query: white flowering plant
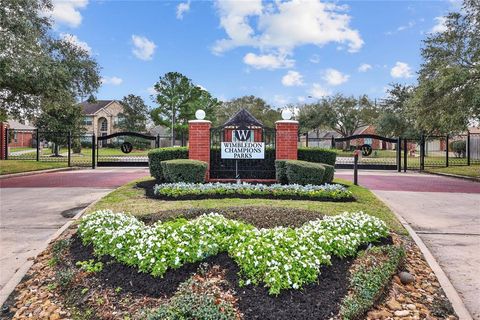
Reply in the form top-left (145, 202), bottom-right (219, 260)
top-left (153, 182), bottom-right (353, 201)
top-left (79, 210), bottom-right (388, 295)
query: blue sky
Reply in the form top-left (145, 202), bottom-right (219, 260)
top-left (49, 0), bottom-right (457, 109)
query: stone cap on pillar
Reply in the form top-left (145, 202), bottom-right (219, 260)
top-left (275, 120), bottom-right (299, 125)
top-left (188, 119), bottom-right (211, 124)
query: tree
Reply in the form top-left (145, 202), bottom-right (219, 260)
top-left (298, 94), bottom-right (378, 146)
top-left (35, 97), bottom-right (86, 156)
top-left (410, 0), bottom-right (479, 134)
top-left (151, 72), bottom-right (220, 145)
top-left (376, 84), bottom-right (420, 138)
top-left (0, 0), bottom-right (101, 122)
top-left (117, 95), bottom-right (149, 132)
top-left (216, 96), bottom-right (281, 128)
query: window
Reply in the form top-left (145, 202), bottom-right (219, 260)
top-left (83, 117), bottom-right (92, 125)
top-left (100, 119), bottom-right (108, 132)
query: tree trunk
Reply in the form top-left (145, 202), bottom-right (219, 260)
top-left (54, 143), bottom-right (60, 157)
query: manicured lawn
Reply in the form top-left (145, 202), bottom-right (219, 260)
top-left (426, 164), bottom-right (480, 178)
top-left (88, 177), bottom-right (406, 234)
top-left (0, 160), bottom-right (67, 175)
top-left (73, 147), bottom-right (149, 156)
top-left (9, 147), bottom-right (35, 152)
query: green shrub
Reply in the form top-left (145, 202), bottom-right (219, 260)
top-left (148, 147), bottom-right (188, 180)
top-left (341, 245), bottom-right (405, 320)
top-left (298, 147), bottom-right (337, 166)
top-left (275, 160), bottom-right (288, 184)
top-left (285, 160), bottom-right (325, 185)
top-left (161, 159), bottom-right (207, 183)
top-left (450, 140), bottom-right (466, 158)
top-left (322, 164), bottom-right (335, 184)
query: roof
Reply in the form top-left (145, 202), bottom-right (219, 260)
top-left (222, 108), bottom-right (264, 128)
top-left (148, 125), bottom-right (169, 136)
top-left (79, 100), bottom-right (116, 115)
top-left (7, 120), bottom-right (35, 130)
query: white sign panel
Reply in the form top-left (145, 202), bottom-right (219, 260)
top-left (221, 142), bottom-right (265, 159)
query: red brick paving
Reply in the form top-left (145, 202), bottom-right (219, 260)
top-left (0, 169), bottom-right (150, 188)
top-left (336, 173), bottom-right (480, 193)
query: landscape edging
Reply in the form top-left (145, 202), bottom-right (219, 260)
top-left (377, 195), bottom-right (473, 320)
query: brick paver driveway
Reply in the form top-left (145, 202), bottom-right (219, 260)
top-left (337, 170), bottom-right (480, 319)
top-left (0, 168), bottom-right (149, 304)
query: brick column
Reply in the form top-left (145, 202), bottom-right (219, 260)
top-left (0, 122), bottom-right (7, 160)
top-left (276, 120), bottom-right (298, 160)
top-left (188, 120), bottom-right (211, 179)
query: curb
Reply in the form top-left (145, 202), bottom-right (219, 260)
top-left (0, 167), bottom-right (83, 180)
top-left (0, 191), bottom-right (108, 308)
top-left (422, 170), bottom-right (480, 183)
top-left (379, 197), bottom-right (473, 320)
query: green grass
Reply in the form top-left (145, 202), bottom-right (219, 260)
top-left (0, 160), bottom-right (68, 175)
top-left (88, 177), bottom-right (406, 234)
top-left (9, 147), bottom-right (35, 152)
top-left (74, 147), bottom-right (149, 156)
top-left (425, 164), bottom-right (480, 178)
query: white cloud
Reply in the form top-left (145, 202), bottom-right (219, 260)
top-left (282, 70), bottom-right (304, 87)
top-left (49, 0), bottom-right (88, 28)
top-left (273, 95), bottom-right (290, 106)
top-left (297, 96), bottom-right (306, 102)
top-left (323, 68), bottom-right (349, 86)
top-left (101, 76), bottom-right (123, 86)
top-left (213, 0), bottom-right (363, 55)
top-left (431, 16), bottom-right (448, 33)
top-left (308, 83), bottom-right (331, 98)
top-left (390, 62), bottom-right (413, 78)
top-left (309, 54), bottom-right (320, 64)
top-left (131, 35), bottom-right (156, 61)
top-left (358, 63), bottom-right (372, 72)
top-left (176, 1), bottom-right (191, 20)
top-left (60, 33), bottom-right (91, 54)
top-left (243, 52), bottom-right (294, 70)
top-left (397, 21), bottom-right (415, 31)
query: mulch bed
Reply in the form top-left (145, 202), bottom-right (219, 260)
top-left (69, 234), bottom-right (354, 320)
top-left (136, 180), bottom-right (355, 202)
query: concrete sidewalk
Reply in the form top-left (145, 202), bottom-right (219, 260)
top-left (0, 168), bottom-right (149, 305)
top-left (338, 170), bottom-right (479, 319)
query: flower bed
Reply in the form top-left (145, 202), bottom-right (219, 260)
top-left (152, 182), bottom-right (354, 201)
top-left (79, 210), bottom-right (387, 294)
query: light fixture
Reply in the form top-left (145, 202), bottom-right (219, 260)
top-left (281, 109), bottom-right (292, 120)
top-left (195, 109), bottom-right (206, 120)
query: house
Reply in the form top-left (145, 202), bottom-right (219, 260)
top-left (6, 120), bottom-right (36, 148)
top-left (79, 100), bottom-right (125, 138)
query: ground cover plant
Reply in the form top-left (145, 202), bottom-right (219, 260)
top-left (152, 182), bottom-right (354, 201)
top-left (78, 210), bottom-right (387, 295)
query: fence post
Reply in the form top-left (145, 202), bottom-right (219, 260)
top-left (156, 134), bottom-right (160, 148)
top-left (67, 131), bottom-right (71, 167)
top-left (353, 152), bottom-right (359, 185)
top-left (403, 138), bottom-right (407, 173)
top-left (36, 129), bottom-right (40, 161)
top-left (331, 136), bottom-right (335, 149)
top-left (420, 134), bottom-right (425, 171)
top-left (445, 134), bottom-right (449, 167)
top-left (305, 133), bottom-right (309, 148)
top-left (467, 132), bottom-right (471, 166)
top-left (5, 128), bottom-right (9, 160)
top-left (91, 134), bottom-right (96, 169)
top-left (397, 137), bottom-right (401, 172)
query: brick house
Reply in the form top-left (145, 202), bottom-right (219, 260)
top-left (6, 120), bottom-right (36, 148)
top-left (79, 100), bottom-right (125, 139)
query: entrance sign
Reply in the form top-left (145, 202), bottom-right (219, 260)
top-left (360, 144), bottom-right (372, 156)
top-left (121, 141), bottom-right (133, 154)
top-left (221, 141), bottom-right (265, 159)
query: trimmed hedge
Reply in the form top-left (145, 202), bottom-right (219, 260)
top-left (298, 147), bottom-right (337, 166)
top-left (285, 160), bottom-right (325, 185)
top-left (161, 159), bottom-right (207, 183)
top-left (275, 160), bottom-right (288, 184)
top-left (148, 147), bottom-right (188, 180)
top-left (322, 164), bottom-right (335, 184)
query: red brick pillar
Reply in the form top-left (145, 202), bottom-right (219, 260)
top-left (276, 120), bottom-right (299, 160)
top-left (188, 120), bottom-right (211, 179)
top-left (0, 122), bottom-right (7, 160)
